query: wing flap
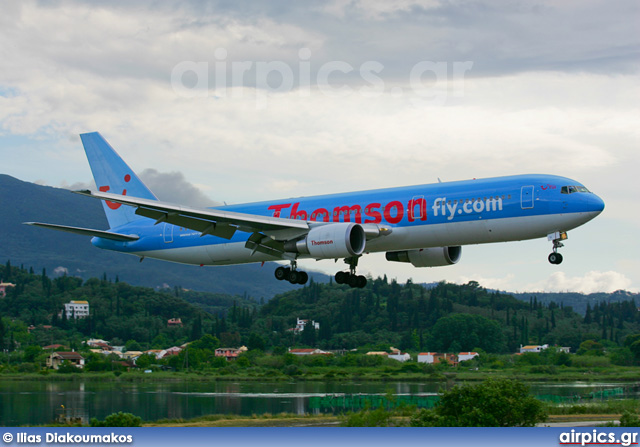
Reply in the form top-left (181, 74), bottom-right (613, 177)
top-left (135, 207), bottom-right (238, 239)
top-left (24, 222), bottom-right (139, 242)
top-left (245, 232), bottom-right (286, 257)
top-left (74, 189), bottom-right (310, 239)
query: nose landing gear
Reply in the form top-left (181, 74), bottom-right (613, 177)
top-left (548, 252), bottom-right (563, 265)
top-left (547, 231), bottom-right (567, 265)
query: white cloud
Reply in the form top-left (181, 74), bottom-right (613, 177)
top-left (525, 271), bottom-right (637, 294)
top-left (53, 266), bottom-right (69, 276)
top-left (454, 274), bottom-right (518, 292)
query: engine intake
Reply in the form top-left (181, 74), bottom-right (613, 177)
top-left (386, 246), bottom-right (462, 267)
top-left (285, 223), bottom-right (366, 259)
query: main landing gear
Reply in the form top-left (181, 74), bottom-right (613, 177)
top-left (335, 256), bottom-right (367, 289)
top-left (274, 261), bottom-right (309, 285)
top-left (548, 231), bottom-right (567, 265)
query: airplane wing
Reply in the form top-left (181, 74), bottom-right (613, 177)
top-left (23, 222), bottom-right (140, 242)
top-left (73, 190), bottom-right (311, 242)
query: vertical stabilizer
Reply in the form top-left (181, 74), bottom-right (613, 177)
top-left (80, 132), bottom-right (157, 229)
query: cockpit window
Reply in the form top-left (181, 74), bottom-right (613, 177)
top-left (561, 185), bottom-right (591, 194)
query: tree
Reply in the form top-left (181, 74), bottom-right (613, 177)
top-left (190, 334), bottom-right (220, 352)
top-left (428, 314), bottom-right (506, 353)
top-left (134, 353), bottom-right (155, 369)
top-left (91, 412), bottom-right (142, 427)
top-left (191, 314), bottom-right (203, 340)
top-left (577, 339), bottom-right (605, 356)
top-left (247, 333), bottom-right (265, 351)
top-left (125, 340), bottom-right (142, 352)
top-left (0, 318), bottom-right (4, 351)
top-left (411, 379), bottom-right (547, 427)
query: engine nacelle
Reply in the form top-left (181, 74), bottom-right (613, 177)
top-left (385, 246), bottom-right (462, 267)
top-left (284, 223), bottom-right (366, 259)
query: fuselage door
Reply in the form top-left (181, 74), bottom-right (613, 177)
top-left (409, 195), bottom-right (427, 221)
top-left (521, 185), bottom-right (534, 209)
top-left (163, 223), bottom-right (174, 243)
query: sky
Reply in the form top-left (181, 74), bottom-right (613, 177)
top-left (1, 0), bottom-right (638, 293)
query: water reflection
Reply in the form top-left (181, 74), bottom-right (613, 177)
top-left (1, 380), bottom-right (638, 426)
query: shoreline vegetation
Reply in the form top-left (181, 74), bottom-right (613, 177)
top-left (2, 366), bottom-right (640, 383)
top-left (142, 413), bottom-right (627, 427)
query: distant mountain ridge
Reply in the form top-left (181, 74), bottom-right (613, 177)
top-left (510, 290), bottom-right (639, 316)
top-left (0, 174), bottom-right (324, 298)
top-left (422, 281), bottom-right (639, 316)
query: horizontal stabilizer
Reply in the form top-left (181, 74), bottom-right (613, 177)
top-left (24, 222), bottom-right (139, 242)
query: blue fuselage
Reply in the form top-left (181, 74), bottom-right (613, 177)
top-left (92, 174), bottom-right (604, 266)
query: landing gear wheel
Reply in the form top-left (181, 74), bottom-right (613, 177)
top-left (296, 271), bottom-right (309, 285)
top-left (275, 266), bottom-right (290, 281)
top-left (289, 270), bottom-right (308, 285)
top-left (288, 270), bottom-right (300, 284)
top-left (337, 272), bottom-right (367, 288)
top-left (548, 253), bottom-right (563, 265)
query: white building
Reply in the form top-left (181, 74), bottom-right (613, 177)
top-left (289, 348), bottom-right (328, 356)
top-left (520, 344), bottom-right (549, 353)
top-left (417, 352), bottom-right (437, 364)
top-left (63, 300), bottom-right (90, 319)
top-left (388, 352), bottom-right (411, 362)
top-left (293, 318), bottom-right (320, 332)
top-left (458, 352), bottom-right (479, 362)
top-left (0, 281), bottom-right (15, 298)
top-left (388, 347), bottom-right (410, 362)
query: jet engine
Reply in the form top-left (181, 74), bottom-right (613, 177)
top-left (284, 223), bottom-right (366, 259)
top-left (385, 246), bottom-right (462, 267)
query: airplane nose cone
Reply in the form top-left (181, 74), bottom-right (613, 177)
top-left (591, 193), bottom-right (605, 214)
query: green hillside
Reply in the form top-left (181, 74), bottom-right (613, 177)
top-left (2, 264), bottom-right (640, 374)
top-left (0, 261), bottom-right (263, 351)
top-left (252, 278), bottom-right (640, 354)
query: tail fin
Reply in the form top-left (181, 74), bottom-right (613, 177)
top-left (80, 132), bottom-right (157, 229)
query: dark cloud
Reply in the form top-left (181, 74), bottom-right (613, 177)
top-left (139, 168), bottom-right (220, 207)
top-left (177, 0), bottom-right (640, 77)
top-left (58, 170), bottom-right (219, 208)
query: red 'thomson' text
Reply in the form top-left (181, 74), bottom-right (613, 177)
top-left (268, 199), bottom-right (428, 225)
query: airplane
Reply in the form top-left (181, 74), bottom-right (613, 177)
top-left (26, 132), bottom-right (605, 289)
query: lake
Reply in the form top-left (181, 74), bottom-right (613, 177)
top-left (1, 380), bottom-right (638, 426)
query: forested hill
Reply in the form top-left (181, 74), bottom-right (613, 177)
top-left (0, 174), bottom-right (314, 298)
top-left (0, 261), bottom-right (255, 348)
top-left (2, 259), bottom-right (639, 356)
top-left (253, 279), bottom-right (640, 354)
